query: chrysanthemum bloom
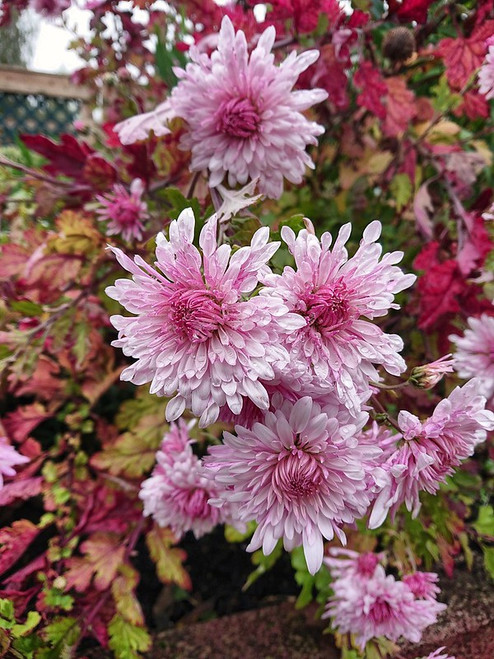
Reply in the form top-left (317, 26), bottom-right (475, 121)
top-left (96, 179), bottom-right (148, 242)
top-left (139, 420), bottom-right (230, 539)
top-left (369, 379), bottom-right (494, 528)
top-left (29, 0), bottom-right (70, 16)
top-left (409, 354), bottom-right (455, 390)
top-left (106, 207), bottom-right (303, 427)
top-left (478, 36), bottom-right (494, 100)
top-left (116, 16), bottom-right (328, 199)
top-left (402, 571), bottom-right (441, 600)
top-left (323, 547), bottom-right (383, 581)
top-left (260, 220), bottom-right (416, 411)
top-left (0, 437), bottom-right (29, 488)
top-left (205, 396), bottom-right (375, 575)
top-left (449, 314), bottom-right (494, 399)
top-left (421, 648), bottom-right (456, 659)
top-left (323, 562), bottom-right (446, 650)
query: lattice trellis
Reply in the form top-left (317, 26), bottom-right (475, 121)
top-left (0, 91), bottom-right (82, 144)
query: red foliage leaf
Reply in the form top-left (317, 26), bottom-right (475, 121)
top-left (353, 62), bottom-right (387, 119)
top-left (21, 134), bottom-right (95, 180)
top-left (383, 77), bottom-right (417, 137)
top-left (10, 355), bottom-right (62, 401)
top-left (64, 532), bottom-right (126, 592)
top-left (436, 21), bottom-right (494, 89)
top-left (82, 154), bottom-right (117, 191)
top-left (0, 477), bottom-right (43, 506)
top-left (0, 244), bottom-right (29, 280)
top-left (0, 520), bottom-right (39, 577)
top-left (314, 44), bottom-right (350, 111)
top-left (388, 0), bottom-right (435, 24)
top-left (454, 90), bottom-right (490, 120)
top-left (3, 403), bottom-right (50, 444)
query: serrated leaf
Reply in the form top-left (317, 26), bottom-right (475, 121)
top-left (0, 521), bottom-right (39, 577)
top-left (41, 617), bottom-right (80, 650)
top-left (112, 563), bottom-right (145, 626)
top-left (90, 431), bottom-right (161, 478)
top-left (11, 611), bottom-right (41, 637)
top-left (64, 532), bottom-right (125, 592)
top-left (108, 615), bottom-right (151, 659)
top-left (146, 525), bottom-right (191, 590)
top-left (0, 599), bottom-right (14, 621)
top-left (49, 210), bottom-right (103, 255)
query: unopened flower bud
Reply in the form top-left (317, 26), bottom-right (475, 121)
top-left (409, 355), bottom-right (455, 390)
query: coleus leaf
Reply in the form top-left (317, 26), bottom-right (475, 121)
top-left (107, 614), bottom-right (151, 659)
top-left (3, 403), bottom-right (50, 444)
top-left (383, 77), bottom-right (417, 138)
top-left (387, 0), bottom-right (435, 24)
top-left (0, 477), bottom-right (43, 506)
top-left (64, 532), bottom-right (125, 593)
top-left (436, 21), bottom-right (494, 89)
top-left (20, 134), bottom-right (94, 180)
top-left (111, 563), bottom-right (145, 626)
top-left (49, 210), bottom-right (104, 256)
top-left (353, 61), bottom-right (387, 120)
top-left (0, 521), bottom-right (39, 577)
top-left (145, 525), bottom-right (191, 590)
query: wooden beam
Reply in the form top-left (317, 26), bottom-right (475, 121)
top-left (0, 66), bottom-right (91, 101)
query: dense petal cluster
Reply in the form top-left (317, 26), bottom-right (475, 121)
top-left (260, 220), bottom-right (416, 410)
top-left (139, 420), bottom-right (230, 539)
top-left (116, 16), bottom-right (328, 198)
top-left (450, 314), bottom-right (494, 399)
top-left (29, 0), bottom-right (70, 16)
top-left (205, 396), bottom-right (373, 574)
top-left (369, 379), bottom-right (494, 527)
top-left (478, 36), bottom-right (494, 101)
top-left (106, 207), bottom-right (302, 427)
top-left (323, 549), bottom-right (446, 650)
top-left (0, 437), bottom-right (29, 488)
top-left (96, 179), bottom-right (148, 242)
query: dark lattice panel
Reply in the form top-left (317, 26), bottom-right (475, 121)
top-left (0, 92), bottom-right (81, 144)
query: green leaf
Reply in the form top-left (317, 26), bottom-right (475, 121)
top-left (224, 521), bottom-right (256, 543)
top-left (473, 505), bottom-right (494, 537)
top-left (162, 187), bottom-right (201, 222)
top-left (112, 563), bottom-right (145, 626)
top-left (0, 599), bottom-right (14, 622)
top-left (39, 617), bottom-right (80, 658)
top-left (72, 322), bottom-right (91, 368)
top-left (154, 38), bottom-right (178, 88)
top-left (11, 611), bottom-right (41, 637)
top-left (11, 300), bottom-right (44, 316)
top-left (483, 546), bottom-right (494, 578)
top-left (146, 525), bottom-right (191, 590)
top-left (390, 173), bottom-right (412, 212)
top-left (108, 615), bottom-right (152, 659)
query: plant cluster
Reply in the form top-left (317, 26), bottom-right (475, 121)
top-left (0, 1), bottom-right (493, 658)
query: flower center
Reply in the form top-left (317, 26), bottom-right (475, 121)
top-left (273, 450), bottom-right (321, 500)
top-left (179, 487), bottom-right (212, 520)
top-left (216, 97), bottom-right (260, 139)
top-left (169, 288), bottom-right (223, 343)
top-left (369, 598), bottom-right (393, 625)
top-left (117, 201), bottom-right (140, 225)
top-left (303, 281), bottom-right (350, 332)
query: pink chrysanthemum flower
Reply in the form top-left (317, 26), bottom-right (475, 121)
top-left (116, 16), bottom-right (328, 199)
top-left (478, 36), bottom-right (494, 101)
top-left (260, 220), bottom-right (416, 411)
top-left (96, 179), bottom-right (148, 242)
top-left (369, 379), bottom-right (494, 528)
top-left (323, 547), bottom-right (383, 581)
top-left (402, 571), bottom-right (441, 600)
top-left (205, 396), bottom-right (374, 575)
top-left (0, 437), bottom-right (29, 488)
top-left (139, 420), bottom-right (230, 539)
top-left (421, 648), bottom-right (456, 659)
top-left (323, 562), bottom-right (446, 650)
top-left (449, 314), bottom-right (494, 399)
top-left (106, 207), bottom-right (303, 427)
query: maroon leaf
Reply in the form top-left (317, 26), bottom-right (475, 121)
top-left (3, 403), bottom-right (50, 444)
top-left (388, 0), bottom-right (435, 24)
top-left (83, 154), bottom-right (117, 191)
top-left (383, 77), bottom-right (417, 137)
top-left (0, 520), bottom-right (39, 577)
top-left (353, 62), bottom-right (387, 119)
top-left (21, 134), bottom-right (94, 180)
top-left (436, 21), bottom-right (494, 89)
top-left (0, 477), bottom-right (43, 506)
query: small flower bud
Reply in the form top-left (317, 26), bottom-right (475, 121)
top-left (409, 355), bottom-right (455, 390)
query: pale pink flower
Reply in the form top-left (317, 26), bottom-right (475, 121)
top-left (409, 354), bottom-right (455, 390)
top-left (323, 547), bottom-right (383, 581)
top-left (139, 420), bottom-right (229, 539)
top-left (421, 649), bottom-right (456, 659)
top-left (0, 437), bottom-right (29, 488)
top-left (260, 220), bottom-right (416, 411)
top-left (450, 314), bottom-right (494, 399)
top-left (29, 0), bottom-right (70, 16)
top-left (323, 562), bottom-right (446, 650)
top-left (116, 16), bottom-right (328, 199)
top-left (96, 179), bottom-right (148, 242)
top-left (106, 208), bottom-right (303, 427)
top-left (369, 379), bottom-right (494, 528)
top-left (205, 396), bottom-right (374, 575)
top-left (478, 36), bottom-right (494, 100)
